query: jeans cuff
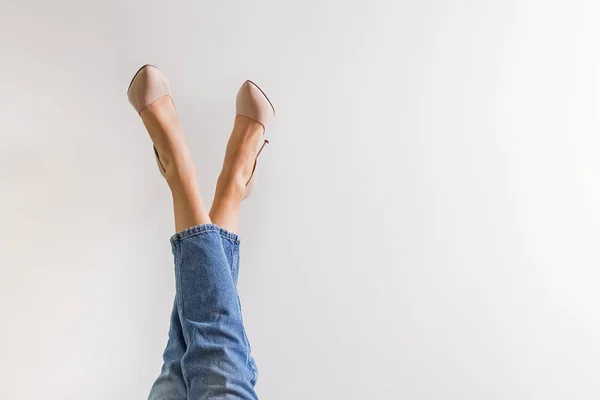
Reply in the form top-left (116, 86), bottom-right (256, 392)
top-left (170, 223), bottom-right (240, 246)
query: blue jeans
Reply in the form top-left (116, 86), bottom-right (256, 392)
top-left (148, 224), bottom-right (258, 399)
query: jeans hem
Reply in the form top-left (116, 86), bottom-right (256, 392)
top-left (170, 223), bottom-right (240, 246)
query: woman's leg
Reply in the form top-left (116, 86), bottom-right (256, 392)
top-left (208, 115), bottom-right (264, 383)
top-left (145, 96), bottom-right (209, 400)
top-left (169, 115), bottom-right (262, 397)
top-left (144, 98), bottom-right (258, 398)
top-left (140, 97), bottom-right (212, 232)
top-left (210, 116), bottom-right (265, 233)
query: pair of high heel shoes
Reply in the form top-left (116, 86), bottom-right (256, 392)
top-left (127, 65), bottom-right (275, 200)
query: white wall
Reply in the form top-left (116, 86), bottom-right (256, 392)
top-left (1, 0), bottom-right (600, 398)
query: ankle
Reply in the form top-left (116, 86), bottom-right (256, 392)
top-left (215, 170), bottom-right (247, 203)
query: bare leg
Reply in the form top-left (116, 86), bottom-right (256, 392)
top-left (140, 97), bottom-right (211, 232)
top-left (209, 116), bottom-right (264, 233)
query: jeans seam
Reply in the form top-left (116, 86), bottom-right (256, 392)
top-left (174, 242), bottom-right (183, 316)
top-left (172, 241), bottom-right (190, 396)
top-left (232, 241), bottom-right (239, 283)
top-left (236, 295), bottom-right (253, 372)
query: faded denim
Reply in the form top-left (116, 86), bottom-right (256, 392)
top-left (148, 224), bottom-right (258, 399)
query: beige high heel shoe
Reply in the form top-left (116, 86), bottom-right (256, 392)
top-left (127, 64), bottom-right (172, 177)
top-left (236, 80), bottom-right (275, 200)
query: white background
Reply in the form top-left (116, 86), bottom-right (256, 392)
top-left (1, 0), bottom-right (600, 399)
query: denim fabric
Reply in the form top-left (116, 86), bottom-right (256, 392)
top-left (148, 224), bottom-right (258, 399)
